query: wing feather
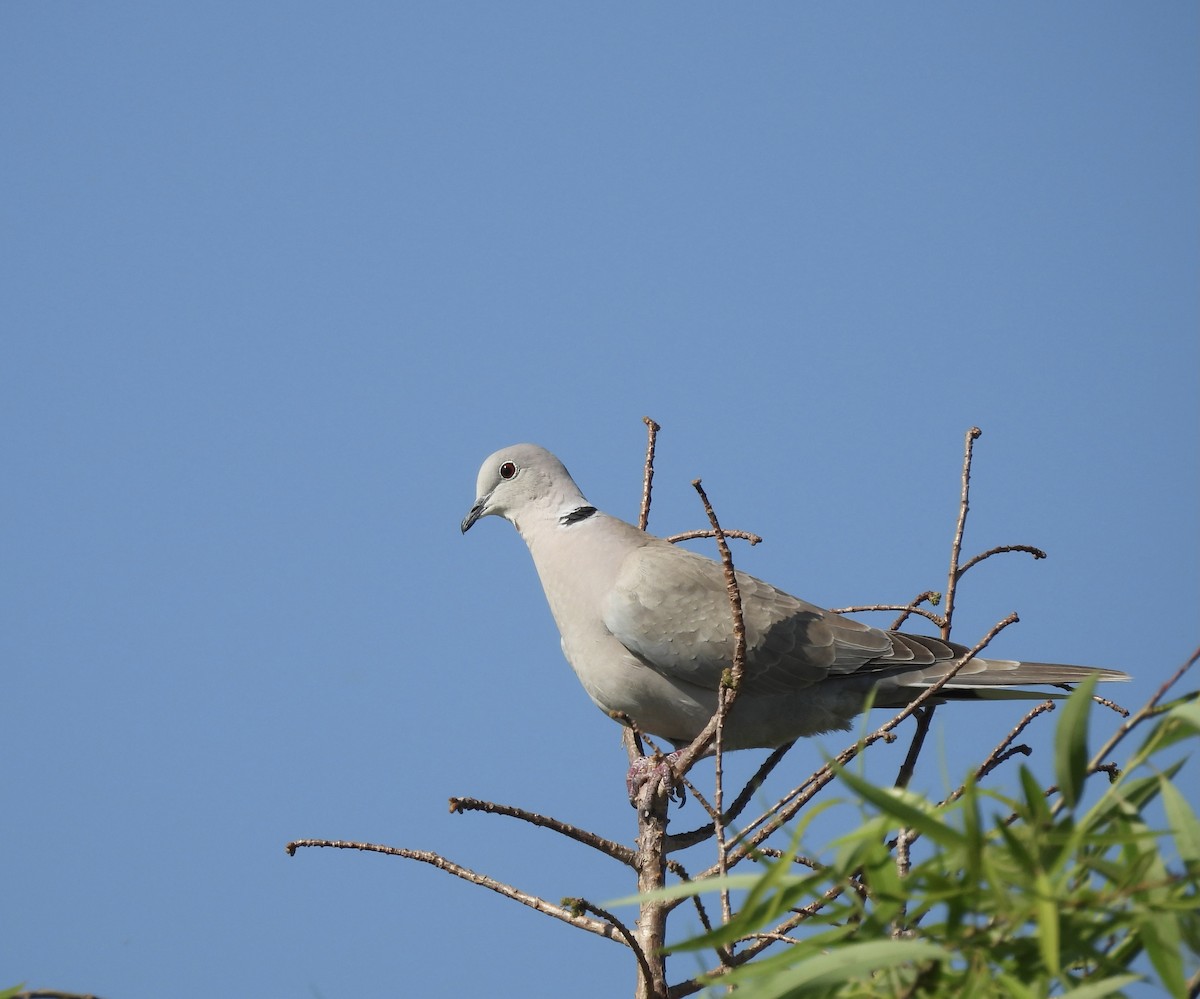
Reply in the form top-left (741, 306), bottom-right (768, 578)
top-left (602, 540), bottom-right (1128, 698)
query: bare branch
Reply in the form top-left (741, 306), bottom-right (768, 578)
top-left (690, 478), bottom-right (751, 942)
top-left (285, 839), bottom-right (627, 945)
top-left (629, 774), bottom-right (673, 997)
top-left (662, 856), bottom-right (720, 937)
top-left (448, 797), bottom-right (637, 867)
top-left (887, 591), bottom-right (944, 631)
top-left (942, 426), bottom-right (982, 639)
top-left (1090, 692), bottom-right (1131, 717)
top-left (726, 883), bottom-right (853, 967)
top-left (565, 897), bottom-right (656, 985)
top-left (639, 416), bottom-right (661, 532)
top-left (831, 602), bottom-right (946, 630)
top-left (968, 701), bottom-right (1055, 787)
top-left (661, 482), bottom-right (753, 784)
top-left (666, 742), bottom-right (796, 854)
top-left (957, 544), bottom-right (1047, 577)
top-left (619, 716), bottom-right (647, 763)
top-left (665, 528), bottom-right (763, 546)
top-left (894, 706), bottom-right (937, 791)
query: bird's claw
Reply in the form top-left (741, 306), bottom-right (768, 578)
top-left (626, 751), bottom-right (685, 805)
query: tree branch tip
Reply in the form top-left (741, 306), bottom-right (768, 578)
top-left (643, 416), bottom-right (660, 431)
top-left (1092, 695), bottom-right (1130, 717)
top-left (968, 426), bottom-right (982, 439)
top-left (448, 797), bottom-right (463, 814)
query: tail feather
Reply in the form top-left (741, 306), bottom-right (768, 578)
top-left (871, 651), bottom-right (1129, 707)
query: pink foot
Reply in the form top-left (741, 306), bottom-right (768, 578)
top-left (626, 751), bottom-right (684, 804)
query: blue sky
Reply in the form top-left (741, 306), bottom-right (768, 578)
top-left (3, 4), bottom-right (1197, 997)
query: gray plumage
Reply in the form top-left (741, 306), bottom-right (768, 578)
top-left (461, 444), bottom-right (1128, 751)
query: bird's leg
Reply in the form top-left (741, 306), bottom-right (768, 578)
top-left (626, 750), bottom-right (685, 805)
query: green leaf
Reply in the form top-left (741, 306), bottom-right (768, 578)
top-left (1082, 771), bottom-right (1169, 832)
top-left (1139, 910), bottom-right (1186, 998)
top-left (832, 763), bottom-right (967, 850)
top-left (606, 871), bottom-right (767, 908)
top-left (1061, 972), bottom-right (1142, 998)
top-left (1125, 697), bottom-right (1200, 769)
top-left (1153, 697), bottom-right (1200, 743)
top-left (1159, 771), bottom-right (1200, 869)
top-left (1018, 764), bottom-right (1051, 823)
top-left (994, 971), bottom-right (1040, 999)
top-left (736, 798), bottom-right (845, 925)
top-left (717, 938), bottom-right (948, 997)
top-left (1054, 673), bottom-right (1097, 809)
top-left (1035, 870), bottom-right (1061, 976)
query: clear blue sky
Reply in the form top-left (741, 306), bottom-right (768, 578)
top-left (3, 4), bottom-right (1197, 997)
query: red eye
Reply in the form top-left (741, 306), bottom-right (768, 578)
top-left (499, 461), bottom-right (518, 480)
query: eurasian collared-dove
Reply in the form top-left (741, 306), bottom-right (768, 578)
top-left (461, 444), bottom-right (1128, 752)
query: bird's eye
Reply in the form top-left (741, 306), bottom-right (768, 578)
top-left (499, 460), bottom-right (518, 480)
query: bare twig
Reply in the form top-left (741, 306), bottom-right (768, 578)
top-left (962, 701), bottom-right (1056, 792)
top-left (620, 717), bottom-right (647, 762)
top-left (752, 847), bottom-right (825, 870)
top-left (662, 885), bottom-right (853, 996)
top-left (741, 931), bottom-right (799, 946)
top-left (894, 826), bottom-right (917, 906)
top-left (894, 706), bottom-right (937, 791)
top-left (893, 706), bottom-right (936, 908)
top-left (639, 417), bottom-right (661, 532)
top-left (689, 478), bottom-right (751, 941)
top-left (1090, 692), bottom-right (1131, 717)
top-left (731, 883), bottom-right (853, 963)
top-left (887, 591), bottom-right (944, 632)
top-left (714, 685), bottom-right (733, 928)
top-left (957, 544), bottom-right (1047, 577)
top-left (448, 797), bottom-right (636, 867)
top-left (665, 529), bottom-right (763, 546)
top-left (662, 484), bottom-right (753, 782)
top-left (831, 602), bottom-right (946, 630)
top-left (285, 839), bottom-right (627, 945)
top-left (566, 897), bottom-right (656, 985)
top-left (662, 856), bottom-right (719, 938)
top-left (942, 426), bottom-right (982, 640)
top-left (888, 701), bottom-right (1060, 855)
top-left (666, 742), bottom-right (796, 853)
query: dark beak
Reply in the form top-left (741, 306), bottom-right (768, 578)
top-left (460, 497), bottom-right (487, 534)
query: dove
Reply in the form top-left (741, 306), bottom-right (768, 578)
top-left (461, 444), bottom-right (1128, 752)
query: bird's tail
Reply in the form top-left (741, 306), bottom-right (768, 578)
top-left (871, 653), bottom-right (1129, 707)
